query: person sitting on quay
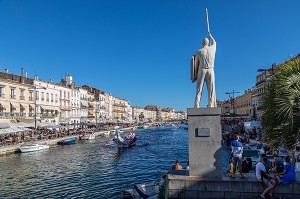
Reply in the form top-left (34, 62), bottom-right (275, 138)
top-left (274, 156), bottom-right (296, 185)
top-left (270, 153), bottom-right (284, 173)
top-left (261, 153), bottom-right (271, 171)
top-left (185, 161), bottom-right (189, 171)
top-left (172, 160), bottom-right (183, 170)
top-left (256, 156), bottom-right (278, 199)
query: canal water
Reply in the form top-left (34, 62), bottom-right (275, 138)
top-left (0, 127), bottom-right (230, 198)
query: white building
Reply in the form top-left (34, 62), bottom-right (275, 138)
top-left (55, 84), bottom-right (71, 124)
top-left (33, 78), bottom-right (60, 123)
top-left (79, 88), bottom-right (88, 124)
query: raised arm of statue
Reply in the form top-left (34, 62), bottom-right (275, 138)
top-left (209, 33), bottom-right (216, 47)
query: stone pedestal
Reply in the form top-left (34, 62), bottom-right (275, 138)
top-left (187, 107), bottom-right (222, 178)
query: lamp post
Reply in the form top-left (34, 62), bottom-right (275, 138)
top-left (225, 90), bottom-right (240, 120)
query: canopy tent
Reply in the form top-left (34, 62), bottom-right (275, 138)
top-left (0, 127), bottom-right (28, 135)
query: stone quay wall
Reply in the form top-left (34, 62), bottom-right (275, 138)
top-left (167, 174), bottom-right (300, 199)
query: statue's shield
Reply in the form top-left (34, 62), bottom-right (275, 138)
top-left (191, 55), bottom-right (197, 83)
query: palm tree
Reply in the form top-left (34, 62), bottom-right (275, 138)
top-left (262, 56), bottom-right (300, 150)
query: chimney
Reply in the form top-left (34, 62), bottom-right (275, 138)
top-left (49, 79), bottom-right (52, 83)
top-left (25, 71), bottom-right (28, 78)
top-left (21, 68), bottom-right (25, 77)
top-left (4, 69), bottom-right (8, 73)
top-left (34, 75), bottom-right (38, 80)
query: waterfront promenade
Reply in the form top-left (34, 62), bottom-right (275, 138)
top-left (0, 127), bottom-right (132, 156)
top-left (167, 171), bottom-right (300, 199)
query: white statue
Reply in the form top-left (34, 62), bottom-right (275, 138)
top-left (191, 8), bottom-right (217, 108)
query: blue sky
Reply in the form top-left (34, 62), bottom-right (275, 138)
top-left (0, 0), bottom-right (299, 111)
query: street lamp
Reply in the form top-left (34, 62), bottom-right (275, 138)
top-left (225, 90), bottom-right (240, 120)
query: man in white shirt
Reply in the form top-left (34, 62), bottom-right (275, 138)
top-left (256, 157), bottom-right (277, 199)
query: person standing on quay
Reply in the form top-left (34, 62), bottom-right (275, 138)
top-left (230, 134), bottom-right (244, 178)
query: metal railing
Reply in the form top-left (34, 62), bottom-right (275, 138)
top-left (0, 112), bottom-right (26, 117)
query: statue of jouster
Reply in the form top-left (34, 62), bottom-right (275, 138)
top-left (191, 8), bottom-right (217, 108)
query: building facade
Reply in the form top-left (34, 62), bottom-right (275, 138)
top-left (236, 89), bottom-right (252, 119)
top-left (33, 78), bottom-right (60, 123)
top-left (0, 69), bottom-right (35, 122)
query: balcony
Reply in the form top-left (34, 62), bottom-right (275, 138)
top-left (0, 93), bottom-right (5, 98)
top-left (19, 96), bottom-right (25, 100)
top-left (10, 95), bottom-right (16, 99)
top-left (29, 96), bottom-right (34, 101)
top-left (70, 114), bottom-right (81, 118)
top-left (0, 112), bottom-right (26, 118)
top-left (60, 106), bottom-right (72, 111)
top-left (113, 103), bottom-right (125, 107)
top-left (40, 113), bottom-right (57, 118)
top-left (100, 105), bottom-right (106, 110)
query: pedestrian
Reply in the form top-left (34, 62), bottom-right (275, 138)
top-left (230, 134), bottom-right (244, 178)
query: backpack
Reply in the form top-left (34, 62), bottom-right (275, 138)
top-left (276, 162), bottom-right (284, 173)
top-left (242, 160), bottom-right (249, 173)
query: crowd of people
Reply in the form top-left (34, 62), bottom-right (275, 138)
top-left (0, 123), bottom-right (135, 147)
top-left (227, 132), bottom-right (296, 199)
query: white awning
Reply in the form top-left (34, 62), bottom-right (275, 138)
top-left (0, 101), bottom-right (9, 108)
top-left (81, 101), bottom-right (88, 107)
top-left (29, 104), bottom-right (35, 108)
top-left (20, 103), bottom-right (28, 109)
top-left (10, 102), bottom-right (19, 108)
top-left (41, 105), bottom-right (60, 111)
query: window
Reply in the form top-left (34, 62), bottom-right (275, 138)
top-left (10, 88), bottom-right (16, 99)
top-left (0, 86), bottom-right (4, 98)
top-left (29, 90), bottom-right (34, 101)
top-left (46, 93), bottom-right (49, 102)
top-left (36, 91), bottom-right (39, 100)
top-left (51, 94), bottom-right (53, 102)
top-left (55, 94), bottom-right (58, 103)
top-left (20, 89), bottom-right (25, 100)
top-left (41, 92), bottom-right (44, 101)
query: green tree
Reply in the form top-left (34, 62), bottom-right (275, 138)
top-left (262, 56), bottom-right (300, 150)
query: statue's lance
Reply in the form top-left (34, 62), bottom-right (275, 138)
top-left (205, 8), bottom-right (210, 44)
